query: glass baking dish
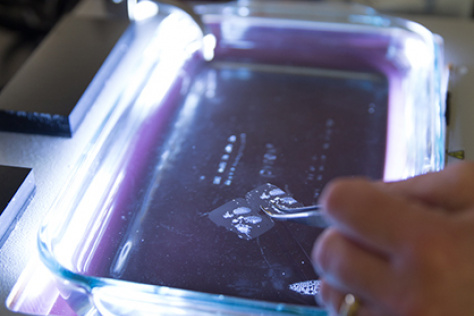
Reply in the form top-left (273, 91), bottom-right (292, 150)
top-left (38, 1), bottom-right (445, 315)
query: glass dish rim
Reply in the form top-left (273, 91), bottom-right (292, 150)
top-left (37, 2), bottom-right (445, 315)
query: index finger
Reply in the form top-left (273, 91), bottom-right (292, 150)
top-left (320, 178), bottom-right (439, 255)
top-left (379, 161), bottom-right (474, 212)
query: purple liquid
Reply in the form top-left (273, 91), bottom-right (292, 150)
top-left (79, 22), bottom-right (395, 307)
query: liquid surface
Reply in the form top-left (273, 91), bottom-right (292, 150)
top-left (87, 61), bottom-right (389, 306)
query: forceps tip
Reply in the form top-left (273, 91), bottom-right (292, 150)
top-left (259, 201), bottom-right (328, 228)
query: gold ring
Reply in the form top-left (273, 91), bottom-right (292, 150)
top-left (339, 293), bottom-right (360, 316)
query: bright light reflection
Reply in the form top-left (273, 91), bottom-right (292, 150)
top-left (93, 286), bottom-right (190, 316)
top-left (132, 0), bottom-right (159, 21)
top-left (238, 6), bottom-right (250, 17)
top-left (6, 254), bottom-right (61, 315)
top-left (404, 37), bottom-right (431, 68)
top-left (202, 33), bottom-right (216, 61)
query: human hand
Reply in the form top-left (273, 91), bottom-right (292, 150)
top-left (312, 161), bottom-right (474, 316)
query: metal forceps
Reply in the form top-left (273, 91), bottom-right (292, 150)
top-left (260, 202), bottom-right (329, 228)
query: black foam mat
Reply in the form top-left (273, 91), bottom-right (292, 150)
top-left (0, 15), bottom-right (129, 137)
